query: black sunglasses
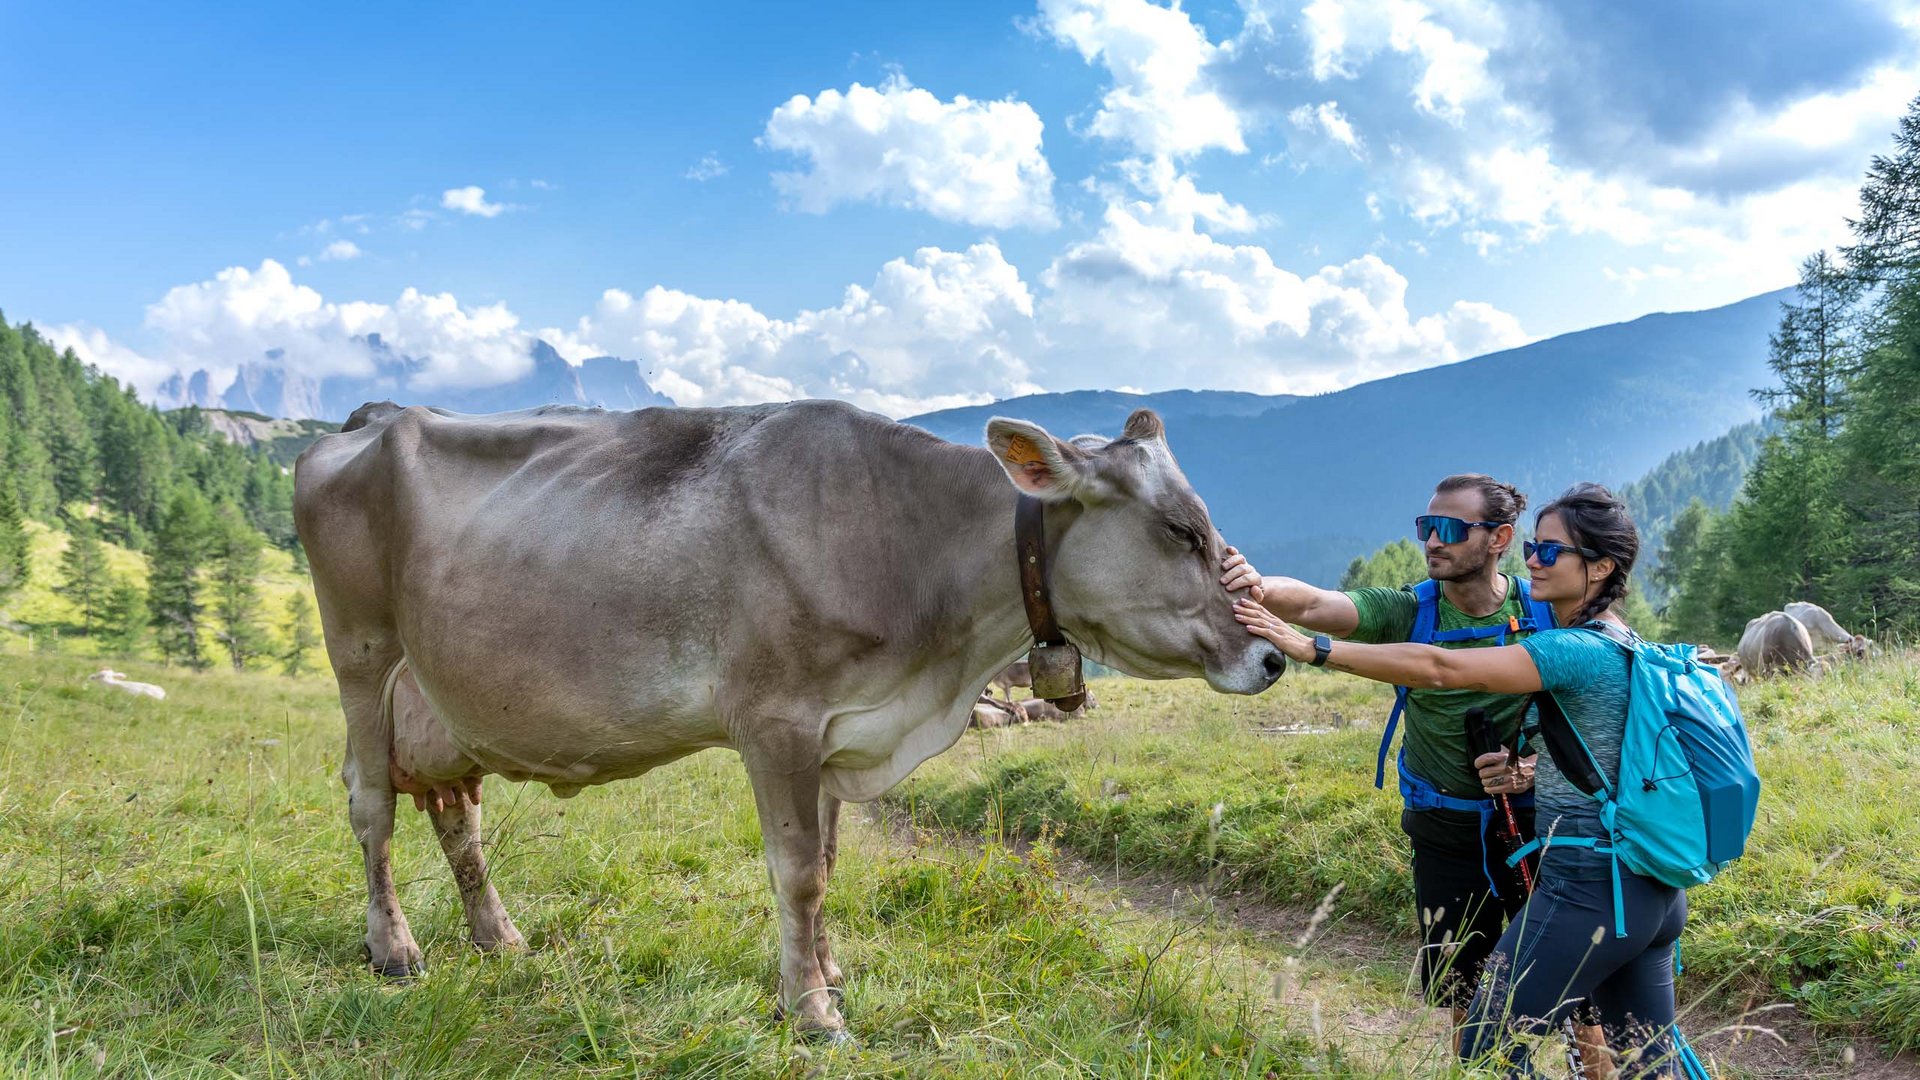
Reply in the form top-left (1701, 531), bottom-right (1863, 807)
top-left (1524, 539), bottom-right (1601, 566)
top-left (1414, 515), bottom-right (1504, 544)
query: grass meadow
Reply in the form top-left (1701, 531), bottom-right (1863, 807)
top-left (0, 643), bottom-right (1913, 1077)
top-left (0, 649), bottom-right (1350, 1079)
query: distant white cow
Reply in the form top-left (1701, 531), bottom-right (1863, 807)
top-left (85, 669), bottom-right (166, 700)
top-left (1736, 613), bottom-right (1813, 678)
top-left (1735, 603), bottom-right (1871, 679)
top-left (1784, 602), bottom-right (1872, 658)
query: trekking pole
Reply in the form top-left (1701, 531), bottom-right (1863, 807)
top-left (1466, 707), bottom-right (1533, 894)
top-left (1466, 707), bottom-right (1586, 1079)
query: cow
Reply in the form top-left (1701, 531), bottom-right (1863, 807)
top-left (84, 669), bottom-right (166, 700)
top-left (293, 399), bottom-right (1282, 1039)
top-left (970, 694), bottom-right (1016, 729)
top-left (989, 660), bottom-right (1031, 703)
top-left (1736, 611), bottom-right (1816, 678)
top-left (1784, 601), bottom-right (1872, 659)
top-left (1012, 697), bottom-right (1072, 723)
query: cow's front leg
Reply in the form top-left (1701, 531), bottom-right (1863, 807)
top-left (746, 759), bottom-right (847, 1040)
top-left (815, 790), bottom-right (844, 988)
top-left (426, 778), bottom-right (525, 953)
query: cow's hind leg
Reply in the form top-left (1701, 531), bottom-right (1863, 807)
top-left (344, 752), bottom-right (425, 977)
top-left (746, 758), bottom-right (847, 1040)
top-left (815, 790), bottom-right (844, 988)
top-left (427, 780), bottom-right (526, 953)
top-left (335, 666), bottom-right (426, 978)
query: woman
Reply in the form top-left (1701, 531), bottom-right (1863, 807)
top-left (1237, 484), bottom-right (1685, 1079)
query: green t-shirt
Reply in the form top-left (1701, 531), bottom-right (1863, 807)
top-left (1347, 576), bottom-right (1539, 799)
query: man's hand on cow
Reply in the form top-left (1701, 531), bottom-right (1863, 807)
top-left (1220, 546), bottom-right (1266, 602)
top-left (1234, 597), bottom-right (1314, 662)
top-left (1474, 749), bottom-right (1535, 795)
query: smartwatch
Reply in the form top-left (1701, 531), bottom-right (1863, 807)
top-left (1309, 633), bottom-right (1332, 667)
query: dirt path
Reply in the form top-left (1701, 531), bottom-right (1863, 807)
top-left (859, 804), bottom-right (1918, 1080)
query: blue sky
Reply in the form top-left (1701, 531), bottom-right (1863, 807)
top-left (5, 0), bottom-right (1917, 416)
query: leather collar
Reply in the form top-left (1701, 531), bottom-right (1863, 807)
top-left (1015, 494), bottom-right (1087, 711)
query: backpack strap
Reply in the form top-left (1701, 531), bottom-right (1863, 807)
top-left (1514, 575), bottom-right (1557, 632)
top-left (1526, 689), bottom-right (1611, 798)
top-left (1375, 581), bottom-right (1442, 788)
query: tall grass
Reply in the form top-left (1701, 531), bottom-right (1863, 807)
top-left (0, 649), bottom-right (1366, 1078)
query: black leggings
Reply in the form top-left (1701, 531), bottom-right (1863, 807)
top-left (1403, 806), bottom-right (1536, 1009)
top-left (1459, 864), bottom-right (1687, 1078)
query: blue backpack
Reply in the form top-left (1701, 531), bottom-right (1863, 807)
top-left (1509, 623), bottom-right (1763, 938)
top-left (1375, 576), bottom-right (1557, 789)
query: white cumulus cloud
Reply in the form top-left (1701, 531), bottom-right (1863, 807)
top-left (319, 239), bottom-right (362, 261)
top-left (441, 185), bottom-right (508, 218)
top-left (545, 241), bottom-right (1044, 416)
top-left (57, 259), bottom-right (534, 399)
top-left (1037, 168), bottom-right (1527, 392)
top-left (1036, 0), bottom-right (1246, 158)
top-left (762, 75), bottom-right (1059, 229)
top-left (685, 154), bottom-right (729, 181)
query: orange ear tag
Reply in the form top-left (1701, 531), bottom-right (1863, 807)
top-left (1004, 435), bottom-right (1044, 465)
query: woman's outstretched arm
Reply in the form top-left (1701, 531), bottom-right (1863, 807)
top-left (1234, 597), bottom-right (1547, 695)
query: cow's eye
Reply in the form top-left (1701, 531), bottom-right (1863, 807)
top-left (1163, 522), bottom-right (1203, 552)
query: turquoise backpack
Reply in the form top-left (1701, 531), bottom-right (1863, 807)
top-left (1508, 622), bottom-right (1763, 938)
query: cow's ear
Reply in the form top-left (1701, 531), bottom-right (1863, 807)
top-left (986, 418), bottom-right (1093, 501)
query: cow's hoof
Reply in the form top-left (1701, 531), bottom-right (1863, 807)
top-left (374, 956), bottom-right (426, 980)
top-left (798, 1025), bottom-right (855, 1049)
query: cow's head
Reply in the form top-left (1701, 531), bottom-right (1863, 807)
top-left (986, 408), bottom-right (1284, 694)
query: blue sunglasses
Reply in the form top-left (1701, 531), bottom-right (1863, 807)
top-left (1524, 539), bottom-right (1601, 566)
top-left (1414, 515), bottom-right (1504, 544)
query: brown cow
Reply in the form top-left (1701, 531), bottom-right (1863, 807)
top-left (295, 400), bottom-right (1282, 1038)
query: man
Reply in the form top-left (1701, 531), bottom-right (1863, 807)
top-left (1223, 474), bottom-right (1607, 1072)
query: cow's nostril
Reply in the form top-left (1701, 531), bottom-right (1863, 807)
top-left (1261, 650), bottom-right (1287, 683)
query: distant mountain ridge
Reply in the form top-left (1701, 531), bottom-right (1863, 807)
top-left (906, 288), bottom-right (1791, 585)
top-left (156, 337), bottom-right (675, 420)
top-left (906, 389), bottom-right (1299, 444)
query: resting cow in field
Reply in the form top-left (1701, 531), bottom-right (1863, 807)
top-left (1736, 611), bottom-right (1816, 677)
top-left (84, 669), bottom-right (166, 700)
top-left (294, 399), bottom-right (1282, 1039)
top-left (1784, 601), bottom-right (1872, 659)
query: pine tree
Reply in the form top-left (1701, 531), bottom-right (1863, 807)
top-left (99, 575), bottom-right (149, 656)
top-left (1846, 93), bottom-right (1920, 281)
top-left (282, 591), bottom-right (321, 676)
top-left (1650, 498), bottom-right (1713, 610)
top-left (1755, 252), bottom-right (1864, 439)
top-left (208, 506), bottom-right (268, 671)
top-left (149, 489), bottom-right (214, 668)
top-left (0, 481), bottom-right (26, 606)
top-left (55, 516), bottom-right (111, 633)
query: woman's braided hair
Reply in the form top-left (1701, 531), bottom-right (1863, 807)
top-left (1537, 483), bottom-right (1640, 626)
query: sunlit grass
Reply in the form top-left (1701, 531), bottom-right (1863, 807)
top-left (0, 649), bottom-right (1362, 1078)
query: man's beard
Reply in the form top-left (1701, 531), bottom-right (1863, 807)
top-left (1427, 549), bottom-right (1492, 583)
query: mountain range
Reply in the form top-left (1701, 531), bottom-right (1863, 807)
top-left (905, 288), bottom-right (1789, 585)
top-left (156, 337), bottom-right (675, 419)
